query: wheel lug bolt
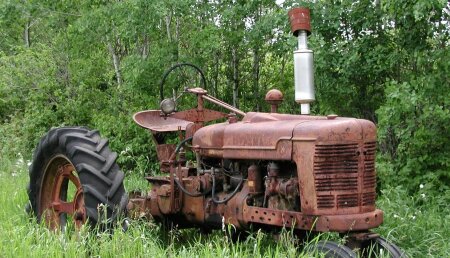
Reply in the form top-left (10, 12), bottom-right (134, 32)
top-left (75, 211), bottom-right (84, 220)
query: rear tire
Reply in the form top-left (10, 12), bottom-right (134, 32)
top-left (27, 126), bottom-right (127, 230)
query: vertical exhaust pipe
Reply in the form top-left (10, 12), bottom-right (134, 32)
top-left (288, 8), bottom-right (315, 115)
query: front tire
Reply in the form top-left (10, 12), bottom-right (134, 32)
top-left (364, 237), bottom-right (407, 258)
top-left (307, 241), bottom-right (357, 258)
top-left (27, 127), bottom-right (127, 230)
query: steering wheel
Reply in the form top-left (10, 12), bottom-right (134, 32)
top-left (159, 63), bottom-right (207, 107)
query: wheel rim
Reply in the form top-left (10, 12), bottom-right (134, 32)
top-left (39, 155), bottom-right (86, 230)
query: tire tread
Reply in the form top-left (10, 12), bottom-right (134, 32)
top-left (27, 126), bottom-right (126, 228)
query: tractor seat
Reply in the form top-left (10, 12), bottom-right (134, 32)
top-left (133, 110), bottom-right (193, 133)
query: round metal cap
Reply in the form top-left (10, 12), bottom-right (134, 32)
top-left (265, 89), bottom-right (284, 105)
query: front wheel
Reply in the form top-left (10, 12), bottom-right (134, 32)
top-left (26, 127), bottom-right (127, 230)
top-left (363, 237), bottom-right (407, 258)
top-left (307, 241), bottom-right (357, 258)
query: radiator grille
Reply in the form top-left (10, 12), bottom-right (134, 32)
top-left (314, 143), bottom-right (358, 193)
top-left (337, 194), bottom-right (359, 208)
top-left (317, 195), bottom-right (334, 209)
top-left (362, 192), bottom-right (376, 206)
top-left (314, 142), bottom-right (377, 210)
top-left (363, 142), bottom-right (376, 189)
top-left (364, 141), bottom-right (376, 156)
top-left (315, 177), bottom-right (358, 191)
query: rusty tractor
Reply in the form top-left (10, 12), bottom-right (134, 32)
top-left (26, 7), bottom-right (406, 258)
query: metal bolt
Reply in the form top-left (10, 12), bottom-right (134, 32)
top-left (74, 211), bottom-right (84, 221)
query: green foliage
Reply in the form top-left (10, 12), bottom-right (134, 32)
top-left (377, 52), bottom-right (450, 192)
top-left (0, 0), bottom-right (449, 193)
top-left (0, 2), bottom-right (450, 256)
top-left (376, 0), bottom-right (450, 193)
top-left (309, 0), bottom-right (398, 120)
top-left (0, 45), bottom-right (56, 121)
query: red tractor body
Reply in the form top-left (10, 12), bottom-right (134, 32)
top-left (130, 92), bottom-right (382, 234)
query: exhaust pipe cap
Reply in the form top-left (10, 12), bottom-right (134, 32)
top-left (288, 7), bottom-right (311, 36)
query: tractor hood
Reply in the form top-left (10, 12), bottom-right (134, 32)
top-left (192, 112), bottom-right (376, 160)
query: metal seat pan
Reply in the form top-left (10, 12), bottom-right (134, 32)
top-left (133, 110), bottom-right (193, 133)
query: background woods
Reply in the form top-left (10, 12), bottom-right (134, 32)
top-left (0, 0), bottom-right (449, 196)
top-left (1, 1), bottom-right (450, 256)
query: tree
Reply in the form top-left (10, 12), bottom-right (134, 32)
top-left (377, 0), bottom-right (450, 192)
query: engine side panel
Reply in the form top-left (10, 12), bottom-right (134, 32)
top-left (194, 112), bottom-right (324, 160)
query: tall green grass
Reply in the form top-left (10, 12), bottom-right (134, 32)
top-left (374, 186), bottom-right (450, 257)
top-left (0, 154), bottom-right (448, 257)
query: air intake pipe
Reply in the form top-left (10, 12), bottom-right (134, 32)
top-left (288, 7), bottom-right (315, 115)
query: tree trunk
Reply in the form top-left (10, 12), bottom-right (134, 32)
top-left (107, 40), bottom-right (122, 87)
top-left (213, 51), bottom-right (220, 97)
top-left (175, 17), bottom-right (180, 41)
top-left (253, 3), bottom-right (262, 111)
top-left (141, 34), bottom-right (149, 59)
top-left (175, 16), bottom-right (180, 61)
top-left (280, 54), bottom-right (286, 78)
top-left (232, 47), bottom-right (239, 108)
top-left (24, 19), bottom-right (31, 48)
top-left (165, 14), bottom-right (172, 42)
top-left (253, 47), bottom-right (260, 111)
